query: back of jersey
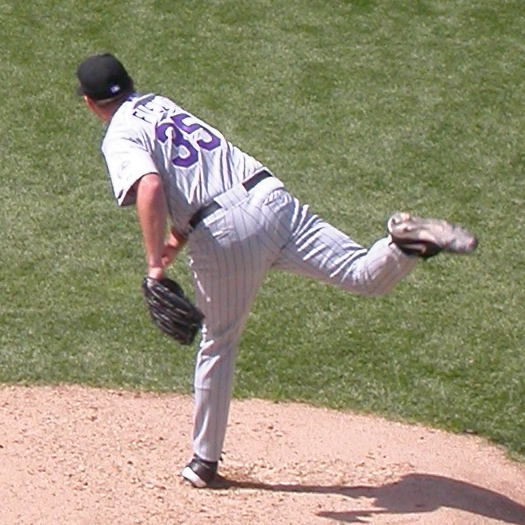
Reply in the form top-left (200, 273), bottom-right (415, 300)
top-left (102, 93), bottom-right (264, 232)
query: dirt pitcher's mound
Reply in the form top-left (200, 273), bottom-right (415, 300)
top-left (1, 385), bottom-right (525, 525)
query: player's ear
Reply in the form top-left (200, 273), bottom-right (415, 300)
top-left (83, 95), bottom-right (106, 121)
top-left (84, 95), bottom-right (95, 111)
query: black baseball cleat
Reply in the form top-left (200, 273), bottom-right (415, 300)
top-left (181, 456), bottom-right (218, 488)
top-left (387, 212), bottom-right (478, 259)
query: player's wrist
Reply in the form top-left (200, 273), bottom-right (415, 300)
top-left (147, 266), bottom-right (165, 280)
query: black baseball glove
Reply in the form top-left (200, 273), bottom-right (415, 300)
top-left (141, 277), bottom-right (204, 345)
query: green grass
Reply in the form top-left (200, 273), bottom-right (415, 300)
top-left (1, 0), bottom-right (525, 460)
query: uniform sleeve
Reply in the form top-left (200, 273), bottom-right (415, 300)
top-left (102, 136), bottom-right (158, 206)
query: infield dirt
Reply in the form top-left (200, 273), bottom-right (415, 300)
top-left (2, 385), bottom-right (525, 524)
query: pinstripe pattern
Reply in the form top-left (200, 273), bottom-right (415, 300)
top-left (186, 179), bottom-right (417, 461)
top-left (100, 91), bottom-right (418, 467)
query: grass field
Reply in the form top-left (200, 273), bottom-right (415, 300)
top-left (1, 1), bottom-right (525, 459)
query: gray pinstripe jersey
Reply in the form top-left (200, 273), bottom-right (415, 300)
top-left (101, 92), bottom-right (266, 235)
top-left (99, 91), bottom-right (417, 465)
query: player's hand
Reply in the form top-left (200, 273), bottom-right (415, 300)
top-left (161, 244), bottom-right (179, 267)
top-left (161, 228), bottom-right (187, 267)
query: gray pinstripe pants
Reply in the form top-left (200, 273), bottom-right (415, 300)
top-left (186, 177), bottom-right (417, 462)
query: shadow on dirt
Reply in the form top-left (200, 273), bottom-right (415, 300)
top-left (219, 472), bottom-right (525, 524)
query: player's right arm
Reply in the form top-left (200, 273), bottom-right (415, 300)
top-left (162, 227), bottom-right (187, 268)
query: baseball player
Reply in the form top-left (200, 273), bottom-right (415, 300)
top-left (76, 53), bottom-right (477, 488)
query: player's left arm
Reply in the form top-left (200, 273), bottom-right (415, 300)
top-left (135, 173), bottom-right (187, 278)
top-left (135, 173), bottom-right (169, 280)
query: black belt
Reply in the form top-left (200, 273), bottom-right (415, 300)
top-left (189, 170), bottom-right (272, 229)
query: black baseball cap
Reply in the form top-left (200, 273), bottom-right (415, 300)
top-left (76, 53), bottom-right (133, 100)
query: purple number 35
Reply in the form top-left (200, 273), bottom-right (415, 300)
top-left (155, 113), bottom-right (221, 167)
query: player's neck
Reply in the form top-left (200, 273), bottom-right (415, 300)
top-left (85, 96), bottom-right (126, 122)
